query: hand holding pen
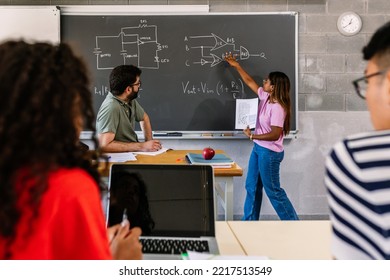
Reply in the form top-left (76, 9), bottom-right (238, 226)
top-left (121, 208), bottom-right (129, 227)
top-left (107, 208), bottom-right (143, 260)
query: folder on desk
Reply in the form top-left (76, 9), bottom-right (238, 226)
top-left (186, 153), bottom-right (234, 168)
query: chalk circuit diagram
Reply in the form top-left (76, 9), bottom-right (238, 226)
top-left (93, 21), bottom-right (266, 71)
top-left (184, 33), bottom-right (267, 67)
top-left (93, 21), bottom-right (168, 70)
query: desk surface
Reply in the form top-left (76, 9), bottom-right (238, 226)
top-left (228, 220), bottom-right (332, 260)
top-left (99, 149), bottom-right (243, 177)
top-left (215, 222), bottom-right (245, 256)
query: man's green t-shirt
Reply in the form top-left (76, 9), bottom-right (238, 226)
top-left (96, 92), bottom-right (145, 142)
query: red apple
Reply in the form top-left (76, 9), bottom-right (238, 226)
top-left (202, 147), bottom-right (215, 160)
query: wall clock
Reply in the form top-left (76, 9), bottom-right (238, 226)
top-left (337, 12), bottom-right (362, 36)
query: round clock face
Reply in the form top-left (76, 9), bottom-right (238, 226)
top-left (337, 12), bottom-right (362, 36)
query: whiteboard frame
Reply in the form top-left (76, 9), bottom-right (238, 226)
top-left (61, 7), bottom-right (298, 139)
top-left (0, 6), bottom-right (60, 44)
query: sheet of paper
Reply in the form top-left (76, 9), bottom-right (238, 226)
top-left (133, 147), bottom-right (171, 156)
top-left (104, 152), bottom-right (137, 162)
top-left (235, 98), bottom-right (258, 129)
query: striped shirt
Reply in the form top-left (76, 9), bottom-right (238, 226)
top-left (325, 130), bottom-right (390, 259)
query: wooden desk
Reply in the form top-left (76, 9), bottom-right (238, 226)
top-left (228, 220), bottom-right (332, 260)
top-left (215, 221), bottom-right (245, 255)
top-left (100, 149), bottom-right (243, 221)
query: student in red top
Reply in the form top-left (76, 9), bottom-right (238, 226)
top-left (0, 41), bottom-right (142, 260)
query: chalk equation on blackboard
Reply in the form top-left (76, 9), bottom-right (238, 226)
top-left (93, 20), bottom-right (169, 70)
top-left (94, 85), bottom-right (109, 96)
top-left (182, 79), bottom-right (244, 99)
top-left (184, 33), bottom-right (267, 67)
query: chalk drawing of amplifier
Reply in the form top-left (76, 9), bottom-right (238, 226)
top-left (93, 23), bottom-right (167, 70)
top-left (184, 33), bottom-right (267, 67)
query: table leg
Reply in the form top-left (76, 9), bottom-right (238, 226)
top-left (215, 176), bottom-right (234, 221)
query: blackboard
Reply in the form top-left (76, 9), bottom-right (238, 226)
top-left (61, 12), bottom-right (298, 135)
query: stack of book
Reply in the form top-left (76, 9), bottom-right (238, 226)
top-left (186, 153), bottom-right (234, 168)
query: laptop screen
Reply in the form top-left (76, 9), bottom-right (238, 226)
top-left (107, 164), bottom-right (215, 237)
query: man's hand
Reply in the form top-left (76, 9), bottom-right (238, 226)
top-left (141, 140), bottom-right (162, 152)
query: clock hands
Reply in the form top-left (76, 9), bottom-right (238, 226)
top-left (343, 19), bottom-right (353, 29)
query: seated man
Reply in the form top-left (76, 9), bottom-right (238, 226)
top-left (325, 22), bottom-right (390, 259)
top-left (96, 65), bottom-right (161, 152)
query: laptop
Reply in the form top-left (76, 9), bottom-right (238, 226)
top-left (105, 163), bottom-right (219, 260)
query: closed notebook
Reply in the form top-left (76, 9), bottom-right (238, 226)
top-left (186, 153), bottom-right (234, 167)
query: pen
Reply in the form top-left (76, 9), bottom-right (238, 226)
top-left (121, 208), bottom-right (129, 227)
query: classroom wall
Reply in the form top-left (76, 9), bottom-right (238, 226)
top-left (3, 0), bottom-right (389, 219)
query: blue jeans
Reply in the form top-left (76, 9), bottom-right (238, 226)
top-left (242, 144), bottom-right (299, 220)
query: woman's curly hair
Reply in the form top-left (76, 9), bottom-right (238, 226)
top-left (0, 41), bottom-right (103, 257)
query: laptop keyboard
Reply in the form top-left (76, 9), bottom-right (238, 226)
top-left (140, 238), bottom-right (210, 254)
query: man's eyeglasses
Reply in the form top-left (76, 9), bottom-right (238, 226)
top-left (352, 70), bottom-right (387, 99)
top-left (131, 81), bottom-right (142, 87)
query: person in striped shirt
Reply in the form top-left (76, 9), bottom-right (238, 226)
top-left (325, 21), bottom-right (390, 259)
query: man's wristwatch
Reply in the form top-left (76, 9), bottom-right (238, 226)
top-left (250, 134), bottom-right (253, 141)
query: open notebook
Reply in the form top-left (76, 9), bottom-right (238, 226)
top-left (106, 164), bottom-right (219, 260)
